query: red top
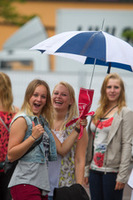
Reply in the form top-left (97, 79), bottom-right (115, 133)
top-left (0, 111), bottom-right (16, 172)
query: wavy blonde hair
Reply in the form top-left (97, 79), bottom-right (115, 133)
top-left (93, 73), bottom-right (126, 124)
top-left (52, 81), bottom-right (78, 130)
top-left (21, 79), bottom-right (52, 127)
top-left (0, 72), bottom-right (13, 112)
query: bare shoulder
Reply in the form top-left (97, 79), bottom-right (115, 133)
top-left (11, 116), bottom-right (27, 130)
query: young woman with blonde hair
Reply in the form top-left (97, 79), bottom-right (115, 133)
top-left (84, 73), bottom-right (133, 200)
top-left (8, 79), bottom-right (56, 200)
top-left (48, 81), bottom-right (88, 200)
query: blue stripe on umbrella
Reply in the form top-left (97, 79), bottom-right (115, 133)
top-left (35, 32), bottom-right (132, 73)
top-left (56, 31), bottom-right (106, 61)
top-left (85, 57), bottom-right (132, 72)
top-left (38, 49), bottom-right (45, 53)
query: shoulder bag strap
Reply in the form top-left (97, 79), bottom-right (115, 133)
top-left (25, 136), bottom-right (43, 155)
top-left (0, 117), bottom-right (9, 132)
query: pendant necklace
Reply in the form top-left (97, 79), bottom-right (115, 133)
top-left (102, 104), bottom-right (118, 119)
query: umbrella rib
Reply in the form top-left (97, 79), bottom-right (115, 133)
top-left (80, 32), bottom-right (98, 55)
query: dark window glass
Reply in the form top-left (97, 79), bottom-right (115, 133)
top-left (0, 60), bottom-right (33, 71)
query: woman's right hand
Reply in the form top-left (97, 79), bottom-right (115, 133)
top-left (32, 122), bottom-right (44, 140)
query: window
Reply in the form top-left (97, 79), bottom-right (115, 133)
top-left (0, 60), bottom-right (33, 71)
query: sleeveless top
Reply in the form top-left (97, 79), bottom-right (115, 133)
top-left (0, 111), bottom-right (16, 172)
top-left (9, 112), bottom-right (57, 195)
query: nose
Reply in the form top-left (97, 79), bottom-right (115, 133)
top-left (110, 87), bottom-right (115, 92)
top-left (56, 93), bottom-right (61, 98)
top-left (37, 96), bottom-right (42, 101)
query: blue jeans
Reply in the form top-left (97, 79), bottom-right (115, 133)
top-left (48, 196), bottom-right (53, 200)
top-left (89, 170), bottom-right (123, 200)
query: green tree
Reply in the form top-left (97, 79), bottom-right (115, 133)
top-left (0, 0), bottom-right (35, 26)
top-left (122, 28), bottom-right (133, 45)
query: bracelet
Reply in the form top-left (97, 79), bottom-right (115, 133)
top-left (75, 127), bottom-right (80, 134)
top-left (31, 135), bottom-right (37, 141)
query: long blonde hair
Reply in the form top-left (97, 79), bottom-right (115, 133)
top-left (93, 73), bottom-right (126, 124)
top-left (21, 79), bottom-right (52, 127)
top-left (52, 81), bottom-right (78, 130)
top-left (0, 72), bottom-right (14, 112)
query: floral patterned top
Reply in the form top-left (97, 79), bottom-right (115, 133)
top-left (58, 123), bottom-right (76, 187)
top-left (48, 122), bottom-right (77, 196)
top-left (90, 117), bottom-right (118, 172)
top-left (0, 111), bottom-right (16, 172)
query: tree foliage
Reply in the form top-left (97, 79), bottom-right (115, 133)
top-left (0, 0), bottom-right (36, 26)
top-left (122, 28), bottom-right (133, 45)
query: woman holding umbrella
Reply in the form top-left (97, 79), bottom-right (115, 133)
top-left (84, 73), bottom-right (133, 200)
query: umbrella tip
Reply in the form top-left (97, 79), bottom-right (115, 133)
top-left (101, 19), bottom-right (105, 31)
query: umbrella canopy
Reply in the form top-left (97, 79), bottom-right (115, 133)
top-left (30, 30), bottom-right (133, 73)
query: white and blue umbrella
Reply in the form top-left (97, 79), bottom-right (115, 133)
top-left (30, 30), bottom-right (133, 74)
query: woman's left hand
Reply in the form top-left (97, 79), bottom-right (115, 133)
top-left (115, 181), bottom-right (125, 190)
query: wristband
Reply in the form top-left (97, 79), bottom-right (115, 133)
top-left (75, 127), bottom-right (80, 134)
top-left (31, 135), bottom-right (37, 141)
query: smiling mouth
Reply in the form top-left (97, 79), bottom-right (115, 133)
top-left (34, 103), bottom-right (41, 108)
top-left (55, 101), bottom-right (63, 105)
top-left (109, 95), bottom-right (116, 98)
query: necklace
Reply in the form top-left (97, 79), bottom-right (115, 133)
top-left (103, 104), bottom-right (118, 118)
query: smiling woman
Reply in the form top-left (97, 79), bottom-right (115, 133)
top-left (84, 73), bottom-right (133, 200)
top-left (106, 78), bottom-right (121, 104)
top-left (29, 85), bottom-right (47, 117)
top-left (7, 79), bottom-right (57, 200)
top-left (52, 83), bottom-right (73, 116)
top-left (48, 81), bottom-right (88, 200)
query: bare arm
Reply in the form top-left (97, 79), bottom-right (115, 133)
top-left (8, 117), bottom-right (44, 162)
top-left (74, 128), bottom-right (88, 185)
top-left (52, 129), bottom-right (79, 156)
top-left (53, 119), bottom-right (87, 157)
